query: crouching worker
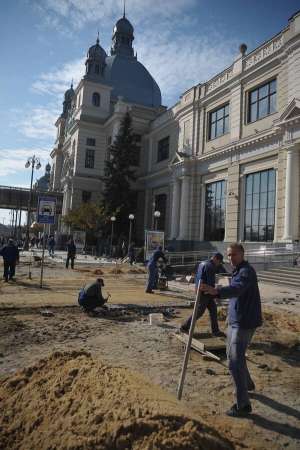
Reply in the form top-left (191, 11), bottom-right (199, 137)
top-left (78, 278), bottom-right (110, 313)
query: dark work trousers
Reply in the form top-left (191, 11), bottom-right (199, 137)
top-left (182, 294), bottom-right (219, 333)
top-left (146, 263), bottom-right (158, 292)
top-left (66, 255), bottom-right (75, 269)
top-left (3, 261), bottom-right (16, 281)
top-left (82, 296), bottom-right (105, 312)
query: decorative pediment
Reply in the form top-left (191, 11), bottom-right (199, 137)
top-left (279, 98), bottom-right (300, 122)
top-left (170, 152), bottom-right (183, 165)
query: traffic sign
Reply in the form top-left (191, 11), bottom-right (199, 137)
top-left (37, 196), bottom-right (56, 224)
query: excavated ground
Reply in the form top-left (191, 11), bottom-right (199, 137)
top-left (0, 259), bottom-right (299, 450)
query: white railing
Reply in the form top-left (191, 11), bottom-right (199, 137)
top-left (165, 245), bottom-right (300, 269)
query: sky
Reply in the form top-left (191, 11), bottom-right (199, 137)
top-left (0, 0), bottom-right (299, 225)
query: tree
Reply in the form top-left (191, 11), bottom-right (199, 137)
top-left (62, 202), bottom-right (104, 233)
top-left (101, 112), bottom-right (139, 234)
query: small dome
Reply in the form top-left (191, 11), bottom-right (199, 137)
top-left (113, 17), bottom-right (134, 35)
top-left (64, 85), bottom-right (75, 101)
top-left (87, 38), bottom-right (107, 60)
top-left (45, 162), bottom-right (51, 173)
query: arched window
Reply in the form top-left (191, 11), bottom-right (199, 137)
top-left (95, 64), bottom-right (100, 74)
top-left (92, 92), bottom-right (100, 107)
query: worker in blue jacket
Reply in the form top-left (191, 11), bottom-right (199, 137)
top-left (200, 243), bottom-right (262, 418)
top-left (0, 238), bottom-right (19, 282)
top-left (146, 246), bottom-right (166, 293)
top-left (180, 252), bottom-right (226, 336)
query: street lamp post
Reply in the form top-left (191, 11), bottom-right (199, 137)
top-left (110, 216), bottom-right (116, 257)
top-left (154, 210), bottom-right (161, 231)
top-left (24, 155), bottom-right (41, 250)
top-left (128, 214), bottom-right (134, 250)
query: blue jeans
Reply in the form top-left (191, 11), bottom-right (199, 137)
top-left (227, 325), bottom-right (255, 409)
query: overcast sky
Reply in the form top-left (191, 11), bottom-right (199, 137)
top-left (0, 0), bottom-right (299, 224)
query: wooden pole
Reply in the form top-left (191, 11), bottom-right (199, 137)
top-left (40, 224), bottom-right (46, 288)
top-left (177, 282), bottom-right (202, 400)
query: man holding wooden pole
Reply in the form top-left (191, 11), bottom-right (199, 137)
top-left (200, 243), bottom-right (262, 417)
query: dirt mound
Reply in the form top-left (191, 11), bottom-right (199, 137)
top-left (127, 267), bottom-right (147, 274)
top-left (0, 351), bottom-right (233, 450)
top-left (93, 268), bottom-right (104, 275)
top-left (109, 267), bottom-right (123, 274)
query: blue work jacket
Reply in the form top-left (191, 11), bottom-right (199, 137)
top-left (148, 249), bottom-right (166, 269)
top-left (218, 260), bottom-right (262, 329)
top-left (195, 260), bottom-right (218, 288)
top-left (0, 244), bottom-right (19, 263)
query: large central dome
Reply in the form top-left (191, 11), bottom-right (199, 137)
top-left (104, 54), bottom-right (161, 108)
top-left (103, 14), bottom-right (162, 108)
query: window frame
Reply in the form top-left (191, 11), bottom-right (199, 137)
top-left (85, 148), bottom-right (95, 169)
top-left (247, 78), bottom-right (277, 123)
top-left (204, 179), bottom-right (227, 241)
top-left (92, 92), bottom-right (100, 107)
top-left (86, 138), bottom-right (96, 146)
top-left (208, 103), bottom-right (230, 141)
top-left (157, 136), bottom-right (170, 163)
top-left (82, 191), bottom-right (92, 203)
top-left (243, 168), bottom-right (276, 242)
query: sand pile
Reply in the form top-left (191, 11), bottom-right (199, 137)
top-left (93, 268), bottom-right (104, 275)
top-left (109, 267), bottom-right (123, 274)
top-left (0, 351), bottom-right (233, 450)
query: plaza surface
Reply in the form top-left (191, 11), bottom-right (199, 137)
top-left (0, 255), bottom-right (299, 450)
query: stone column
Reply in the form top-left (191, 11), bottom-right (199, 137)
top-left (178, 176), bottom-right (190, 240)
top-left (170, 179), bottom-right (181, 238)
top-left (282, 146), bottom-right (300, 241)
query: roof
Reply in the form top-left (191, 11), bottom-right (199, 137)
top-left (104, 54), bottom-right (161, 108)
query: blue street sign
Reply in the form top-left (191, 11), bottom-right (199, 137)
top-left (37, 197), bottom-right (56, 224)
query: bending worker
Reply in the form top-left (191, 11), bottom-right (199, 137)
top-left (180, 252), bottom-right (226, 337)
top-left (146, 245), bottom-right (166, 293)
top-left (200, 243), bottom-right (262, 418)
top-left (78, 278), bottom-right (110, 312)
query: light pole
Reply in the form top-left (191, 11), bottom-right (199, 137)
top-left (128, 214), bottom-right (134, 250)
top-left (154, 210), bottom-right (161, 231)
top-left (110, 216), bottom-right (116, 257)
top-left (24, 155), bottom-right (41, 250)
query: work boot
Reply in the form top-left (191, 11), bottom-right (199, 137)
top-left (145, 289), bottom-right (154, 294)
top-left (212, 330), bottom-right (226, 338)
top-left (179, 324), bottom-right (189, 333)
top-left (226, 403), bottom-right (252, 417)
top-left (247, 381), bottom-right (256, 391)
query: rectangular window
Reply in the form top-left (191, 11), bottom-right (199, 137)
top-left (154, 193), bottom-right (167, 231)
top-left (204, 180), bottom-right (227, 241)
top-left (86, 138), bottom-right (96, 146)
top-left (208, 104), bottom-right (229, 140)
top-left (244, 168), bottom-right (276, 241)
top-left (132, 134), bottom-right (141, 166)
top-left (82, 191), bottom-right (92, 203)
top-left (248, 79), bottom-right (277, 123)
top-left (157, 136), bottom-right (170, 162)
top-left (85, 149), bottom-right (95, 169)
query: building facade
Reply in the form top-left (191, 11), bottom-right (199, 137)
top-left (51, 11), bottom-right (300, 249)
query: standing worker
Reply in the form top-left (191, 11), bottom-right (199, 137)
top-left (146, 245), bottom-right (166, 293)
top-left (128, 243), bottom-right (135, 265)
top-left (66, 238), bottom-right (76, 269)
top-left (200, 243), bottom-right (262, 417)
top-left (180, 252), bottom-right (226, 337)
top-left (0, 238), bottom-right (19, 282)
top-left (48, 235), bottom-right (55, 257)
